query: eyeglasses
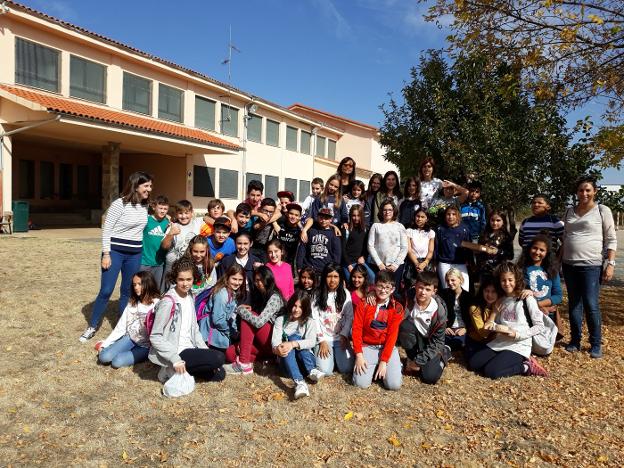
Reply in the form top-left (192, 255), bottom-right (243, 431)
top-left (376, 284), bottom-right (394, 292)
top-left (261, 208), bottom-right (275, 215)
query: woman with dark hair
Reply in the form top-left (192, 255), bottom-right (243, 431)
top-left (561, 175), bottom-right (617, 358)
top-left (80, 171), bottom-right (153, 343)
top-left (313, 263), bottom-right (354, 375)
top-left (337, 156), bottom-right (357, 196)
top-left (375, 171), bottom-right (402, 208)
top-left (419, 157), bottom-right (442, 209)
top-left (398, 176), bottom-right (422, 228)
top-left (367, 199), bottom-right (408, 287)
top-left (365, 173), bottom-right (383, 227)
top-left (224, 266), bottom-right (285, 375)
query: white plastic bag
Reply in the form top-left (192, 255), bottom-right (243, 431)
top-left (163, 371), bottom-right (195, 398)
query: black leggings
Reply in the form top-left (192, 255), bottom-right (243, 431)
top-left (179, 348), bottom-right (226, 382)
top-left (468, 347), bottom-right (525, 379)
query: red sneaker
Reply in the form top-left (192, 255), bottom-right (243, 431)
top-left (525, 356), bottom-right (548, 377)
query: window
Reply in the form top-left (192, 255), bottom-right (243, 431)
top-left (77, 165), bottom-right (89, 198)
top-left (300, 131), bottom-right (311, 155)
top-left (264, 175), bottom-right (279, 200)
top-left (219, 169), bottom-right (239, 199)
top-left (266, 119), bottom-right (279, 147)
top-left (123, 72), bottom-right (151, 115)
top-left (298, 180), bottom-right (310, 202)
top-left (316, 136), bottom-right (326, 157)
top-left (15, 38), bottom-right (59, 92)
top-left (286, 126), bottom-right (298, 151)
top-left (158, 83), bottom-right (183, 122)
top-left (59, 163), bottom-right (73, 200)
top-left (247, 114), bottom-right (262, 143)
top-left (19, 160), bottom-right (35, 199)
top-left (328, 139), bottom-right (337, 161)
top-left (246, 172), bottom-right (262, 187)
top-left (221, 104), bottom-right (239, 137)
top-left (195, 96), bottom-right (216, 130)
top-left (40, 161), bottom-right (54, 199)
top-left (70, 56), bottom-right (106, 103)
top-left (193, 165), bottom-right (215, 197)
top-left (285, 178), bottom-right (298, 200)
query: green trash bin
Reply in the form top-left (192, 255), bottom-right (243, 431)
top-left (12, 200), bottom-right (29, 232)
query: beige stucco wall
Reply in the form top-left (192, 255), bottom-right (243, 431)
top-left (120, 153), bottom-right (186, 202)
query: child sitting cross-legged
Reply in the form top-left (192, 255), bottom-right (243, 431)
top-left (352, 270), bottom-right (405, 391)
top-left (272, 290), bottom-right (325, 399)
top-left (399, 271), bottom-right (451, 385)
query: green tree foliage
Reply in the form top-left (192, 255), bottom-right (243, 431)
top-left (423, 0), bottom-right (624, 166)
top-left (379, 51), bottom-right (599, 216)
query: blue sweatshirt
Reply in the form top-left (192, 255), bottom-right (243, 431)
top-left (461, 200), bottom-right (486, 241)
top-left (296, 225), bottom-right (341, 272)
top-left (524, 265), bottom-right (562, 305)
top-left (435, 224), bottom-right (471, 264)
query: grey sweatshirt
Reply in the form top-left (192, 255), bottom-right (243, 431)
top-left (148, 290), bottom-right (207, 367)
top-left (271, 316), bottom-right (318, 350)
top-left (563, 204), bottom-right (617, 266)
top-left (236, 293), bottom-right (284, 329)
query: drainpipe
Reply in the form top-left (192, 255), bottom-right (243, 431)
top-left (242, 102), bottom-right (256, 200)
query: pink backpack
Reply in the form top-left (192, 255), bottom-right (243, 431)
top-left (144, 294), bottom-right (176, 337)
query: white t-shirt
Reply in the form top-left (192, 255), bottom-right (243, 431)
top-left (166, 217), bottom-right (203, 263)
top-left (406, 228), bottom-right (435, 258)
top-left (174, 290), bottom-right (196, 353)
top-left (451, 297), bottom-right (466, 329)
top-left (410, 298), bottom-right (438, 336)
top-left (420, 178), bottom-right (442, 209)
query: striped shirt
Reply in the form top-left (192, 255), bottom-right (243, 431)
top-left (518, 215), bottom-right (564, 248)
top-left (102, 198), bottom-right (148, 254)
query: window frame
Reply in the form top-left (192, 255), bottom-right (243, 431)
top-left (220, 104), bottom-right (240, 137)
top-left (14, 37), bottom-right (60, 93)
top-left (122, 71), bottom-right (152, 116)
top-left (69, 54), bottom-right (107, 103)
top-left (247, 113), bottom-right (262, 143)
top-left (158, 83), bottom-right (184, 123)
top-left (286, 126), bottom-right (298, 152)
top-left (195, 95), bottom-right (216, 131)
top-left (265, 119), bottom-right (280, 147)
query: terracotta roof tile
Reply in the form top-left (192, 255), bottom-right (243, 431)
top-left (289, 103), bottom-right (378, 132)
top-left (0, 84), bottom-right (240, 150)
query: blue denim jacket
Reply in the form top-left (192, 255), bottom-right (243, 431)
top-left (198, 288), bottom-right (238, 349)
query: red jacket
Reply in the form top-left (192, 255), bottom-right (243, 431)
top-left (352, 298), bottom-right (404, 363)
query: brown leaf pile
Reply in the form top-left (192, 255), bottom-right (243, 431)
top-left (0, 236), bottom-right (622, 466)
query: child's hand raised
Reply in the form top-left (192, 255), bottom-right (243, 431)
top-left (169, 224), bottom-right (181, 236)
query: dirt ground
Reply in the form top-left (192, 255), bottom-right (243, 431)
top-left (0, 234), bottom-right (623, 467)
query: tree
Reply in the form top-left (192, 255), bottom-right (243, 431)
top-left (379, 51), bottom-right (599, 219)
top-left (424, 0), bottom-right (624, 114)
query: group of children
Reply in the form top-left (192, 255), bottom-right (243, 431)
top-left (88, 168), bottom-right (567, 398)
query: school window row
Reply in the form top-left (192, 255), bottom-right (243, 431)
top-left (192, 165), bottom-right (310, 202)
top-left (14, 36), bottom-right (337, 157)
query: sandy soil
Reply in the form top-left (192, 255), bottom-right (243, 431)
top-left (0, 235), bottom-right (622, 467)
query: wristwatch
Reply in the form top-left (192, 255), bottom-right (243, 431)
top-left (606, 260), bottom-right (616, 267)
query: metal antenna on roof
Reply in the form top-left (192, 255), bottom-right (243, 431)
top-left (220, 25), bottom-right (240, 125)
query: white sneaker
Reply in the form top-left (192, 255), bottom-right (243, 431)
top-left (308, 368), bottom-right (325, 383)
top-left (79, 327), bottom-right (97, 343)
top-left (157, 366), bottom-right (175, 383)
top-left (294, 380), bottom-right (310, 399)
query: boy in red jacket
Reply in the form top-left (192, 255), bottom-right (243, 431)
top-left (351, 270), bottom-right (404, 390)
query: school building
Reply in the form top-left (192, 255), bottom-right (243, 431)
top-left (0, 1), bottom-right (398, 227)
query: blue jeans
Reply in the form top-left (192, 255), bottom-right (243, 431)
top-left (344, 263), bottom-right (376, 283)
top-left (563, 263), bottom-right (602, 348)
top-left (279, 334), bottom-right (317, 381)
top-left (445, 333), bottom-right (466, 351)
top-left (90, 250), bottom-right (142, 328)
top-left (98, 335), bottom-right (149, 368)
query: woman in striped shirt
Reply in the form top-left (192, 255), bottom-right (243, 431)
top-left (80, 171), bottom-right (153, 343)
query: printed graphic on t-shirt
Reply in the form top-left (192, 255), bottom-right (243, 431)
top-left (311, 234), bottom-right (329, 259)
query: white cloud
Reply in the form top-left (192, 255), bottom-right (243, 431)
top-left (310, 0), bottom-right (353, 39)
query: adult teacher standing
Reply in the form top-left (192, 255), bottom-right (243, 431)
top-left (80, 171), bottom-right (153, 343)
top-left (561, 175), bottom-right (617, 359)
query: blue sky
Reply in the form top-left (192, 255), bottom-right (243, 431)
top-left (19, 0), bottom-right (622, 183)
